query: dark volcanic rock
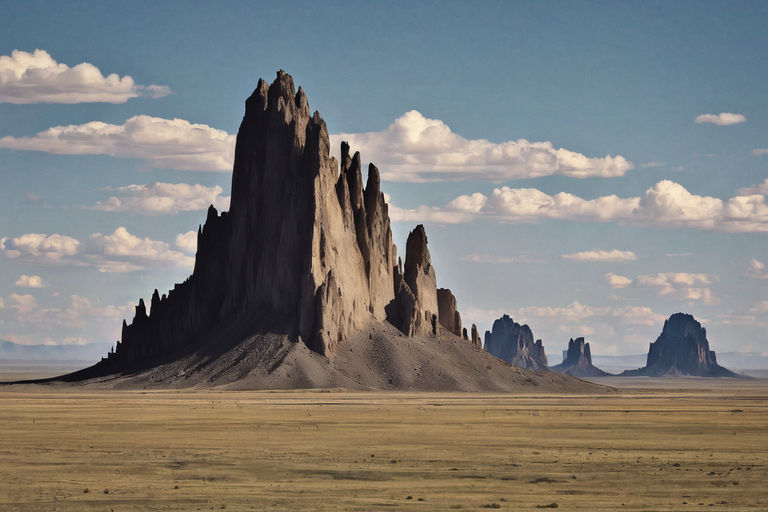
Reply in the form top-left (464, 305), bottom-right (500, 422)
top-left (621, 313), bottom-right (738, 377)
top-left (551, 337), bottom-right (610, 377)
top-left (437, 288), bottom-right (462, 336)
top-left (470, 324), bottom-right (482, 348)
top-left (21, 71), bottom-right (608, 393)
top-left (484, 315), bottom-right (548, 370)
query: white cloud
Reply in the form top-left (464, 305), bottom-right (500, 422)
top-left (561, 249), bottom-right (637, 262)
top-left (15, 274), bottom-right (44, 288)
top-left (747, 258), bottom-right (768, 279)
top-left (750, 301), bottom-right (768, 314)
top-left (0, 49), bottom-right (170, 104)
top-left (9, 293), bottom-right (37, 313)
top-left (0, 115), bottom-right (234, 172)
top-left (89, 182), bottom-right (230, 215)
top-left (88, 227), bottom-right (194, 272)
top-left (605, 273), bottom-right (633, 289)
top-left (390, 180), bottom-right (768, 233)
top-left (635, 272), bottom-right (718, 305)
top-left (694, 112), bottom-right (746, 126)
top-left (175, 231), bottom-right (197, 254)
top-left (331, 110), bottom-right (634, 182)
top-left (2, 228), bottom-right (194, 273)
top-left (740, 179), bottom-right (768, 195)
top-left (1, 233), bottom-right (80, 264)
top-left (461, 253), bottom-right (515, 264)
top-left (0, 297), bottom-right (4, 309)
top-left (753, 149), bottom-right (768, 156)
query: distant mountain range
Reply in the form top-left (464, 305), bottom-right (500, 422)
top-left (592, 351), bottom-right (768, 373)
top-left (0, 340), bottom-right (110, 365)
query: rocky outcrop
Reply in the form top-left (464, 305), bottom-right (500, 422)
top-left (97, 71), bottom-right (474, 374)
top-left (437, 288), bottom-right (462, 336)
top-left (470, 324), bottom-right (482, 348)
top-left (551, 337), bottom-right (610, 377)
top-left (621, 313), bottom-right (738, 377)
top-left (484, 315), bottom-right (548, 370)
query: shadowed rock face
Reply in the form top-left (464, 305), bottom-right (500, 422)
top-left (551, 337), bottom-right (610, 377)
top-left (621, 313), bottom-right (738, 377)
top-left (437, 288), bottom-right (462, 336)
top-left (111, 71), bottom-right (447, 367)
top-left (484, 315), bottom-right (548, 370)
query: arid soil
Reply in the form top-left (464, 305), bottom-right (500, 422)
top-left (0, 378), bottom-right (766, 510)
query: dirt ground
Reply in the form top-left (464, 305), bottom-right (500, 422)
top-left (0, 377), bottom-right (766, 511)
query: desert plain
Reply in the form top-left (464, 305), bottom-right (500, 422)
top-left (0, 376), bottom-right (766, 511)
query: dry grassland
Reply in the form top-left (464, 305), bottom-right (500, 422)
top-left (0, 379), bottom-right (766, 511)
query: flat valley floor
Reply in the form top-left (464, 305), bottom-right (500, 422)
top-left (1, 376), bottom-right (767, 511)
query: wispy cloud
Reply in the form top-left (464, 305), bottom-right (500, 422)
top-left (606, 271), bottom-right (719, 305)
top-left (0, 49), bottom-right (170, 104)
top-left (460, 253), bottom-right (516, 264)
top-left (561, 249), bottom-right (637, 262)
top-left (694, 112), bottom-right (746, 126)
top-left (331, 110), bottom-right (633, 182)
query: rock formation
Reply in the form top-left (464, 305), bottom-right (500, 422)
top-left (19, 71), bottom-right (606, 393)
top-left (437, 288), bottom-right (462, 336)
top-left (621, 313), bottom-right (738, 377)
top-left (484, 315), bottom-right (548, 370)
top-left (470, 324), bottom-right (482, 348)
top-left (550, 337), bottom-right (610, 377)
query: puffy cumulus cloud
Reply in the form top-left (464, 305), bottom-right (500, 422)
top-left (1, 233), bottom-right (80, 264)
top-left (62, 295), bottom-right (134, 328)
top-left (605, 273), bottom-right (633, 289)
top-left (15, 274), bottom-right (44, 288)
top-left (331, 110), bottom-right (633, 182)
top-left (389, 180), bottom-right (768, 233)
top-left (561, 249), bottom-right (636, 262)
top-left (0, 116), bottom-right (235, 172)
top-left (89, 182), bottom-right (230, 215)
top-left (2, 228), bottom-right (194, 273)
top-left (747, 258), bottom-right (768, 279)
top-left (9, 293), bottom-right (37, 313)
top-left (635, 272), bottom-right (718, 305)
top-left (0, 49), bottom-right (170, 104)
top-left (461, 253), bottom-right (516, 264)
top-left (694, 112), bottom-right (746, 126)
top-left (175, 231), bottom-right (197, 254)
top-left (513, 301), bottom-right (665, 328)
top-left (88, 227), bottom-right (194, 272)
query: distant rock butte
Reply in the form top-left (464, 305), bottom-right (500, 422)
top-left (484, 315), bottom-right (548, 370)
top-left (21, 71), bottom-right (599, 392)
top-left (621, 313), bottom-right (738, 377)
top-left (550, 337), bottom-right (611, 377)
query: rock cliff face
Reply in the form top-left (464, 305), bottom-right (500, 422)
top-left (484, 315), bottom-right (548, 370)
top-left (99, 71), bottom-right (460, 369)
top-left (437, 288), bottom-right (462, 337)
top-left (621, 313), bottom-right (738, 377)
top-left (29, 71), bottom-right (608, 393)
top-left (550, 337), bottom-right (610, 377)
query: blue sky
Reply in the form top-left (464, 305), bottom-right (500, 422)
top-left (1, 0), bottom-right (766, 358)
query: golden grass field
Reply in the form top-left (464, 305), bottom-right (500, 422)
top-left (1, 378), bottom-right (767, 511)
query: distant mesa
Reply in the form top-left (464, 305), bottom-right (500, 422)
top-left (14, 71), bottom-right (598, 392)
top-left (484, 314), bottom-right (548, 371)
top-left (550, 337), bottom-right (611, 378)
top-left (621, 313), bottom-right (739, 377)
